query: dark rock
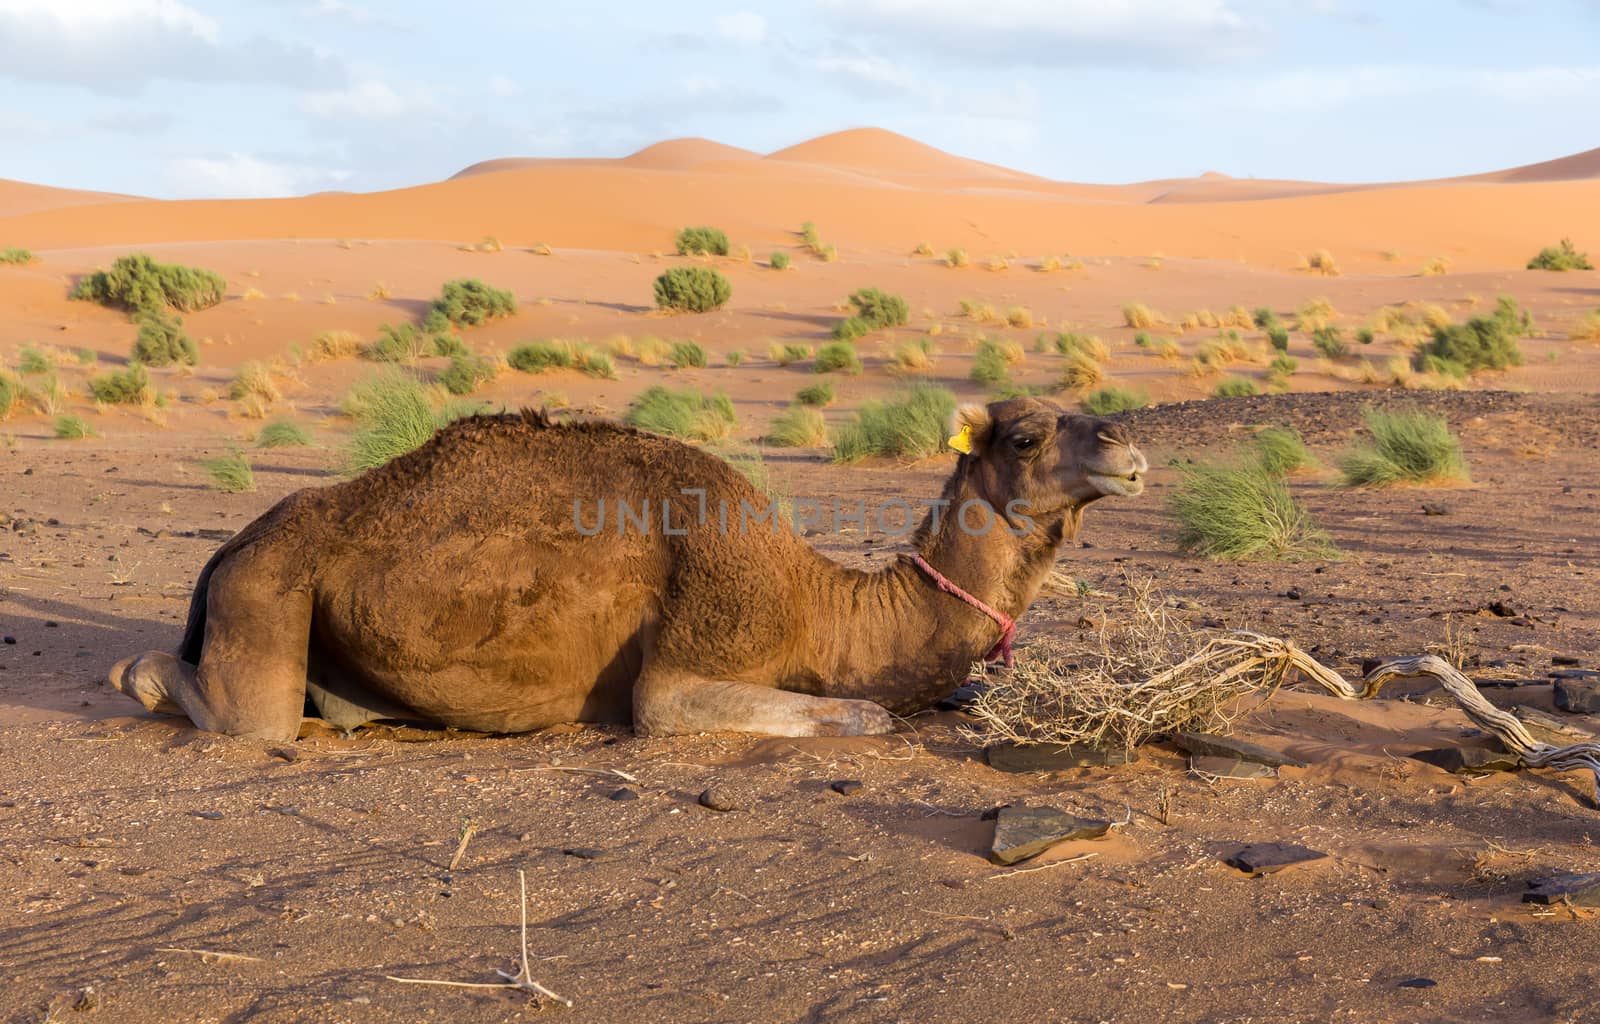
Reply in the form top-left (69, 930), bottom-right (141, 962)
top-left (936, 680), bottom-right (987, 711)
top-left (1551, 669), bottom-right (1600, 682)
top-left (562, 847), bottom-right (603, 861)
top-left (829, 779), bottom-right (864, 796)
top-left (44, 620), bottom-right (57, 628)
top-left (1223, 842), bottom-right (1328, 875)
top-left (1485, 600), bottom-right (1517, 618)
top-left (608, 787), bottom-right (640, 801)
top-left (1511, 706), bottom-right (1596, 747)
top-left (986, 742), bottom-right (1137, 773)
top-left (989, 805), bottom-right (1110, 865)
top-left (1170, 732), bottom-right (1305, 768)
top-left (979, 805), bottom-right (1010, 822)
top-left (698, 786), bottom-right (740, 812)
top-left (1410, 747), bottom-right (1520, 773)
top-left (1553, 655), bottom-right (1583, 667)
top-left (1421, 503), bottom-right (1449, 516)
top-left (1554, 678), bottom-right (1600, 715)
top-left (1189, 755), bottom-right (1275, 779)
top-left (1397, 978), bottom-right (1438, 989)
top-left (1522, 872), bottom-right (1600, 907)
top-left (1, 637), bottom-right (13, 645)
top-left (267, 747), bottom-right (298, 763)
top-left (1285, 588), bottom-right (1302, 600)
top-left (191, 810), bottom-right (224, 820)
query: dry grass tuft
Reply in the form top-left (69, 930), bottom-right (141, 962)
top-left (1122, 303), bottom-right (1161, 329)
top-left (1300, 250), bottom-right (1340, 276)
top-left (1568, 310), bottom-right (1600, 342)
top-left (1421, 255), bottom-right (1450, 277)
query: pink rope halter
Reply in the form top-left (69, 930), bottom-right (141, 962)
top-left (910, 554), bottom-right (1016, 667)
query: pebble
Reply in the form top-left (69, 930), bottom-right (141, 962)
top-left (698, 785), bottom-right (740, 812)
top-left (2, 637), bottom-right (13, 645)
top-left (989, 805), bottom-right (1110, 866)
top-left (609, 787), bottom-right (640, 801)
top-left (1397, 978), bottom-right (1438, 989)
top-left (1223, 842), bottom-right (1328, 875)
top-left (1421, 503), bottom-right (1449, 516)
top-left (829, 779), bottom-right (863, 796)
top-left (562, 847), bottom-right (603, 861)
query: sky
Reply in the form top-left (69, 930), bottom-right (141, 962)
top-left (1, 0), bottom-right (1597, 199)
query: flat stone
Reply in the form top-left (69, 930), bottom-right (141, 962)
top-left (1396, 978), bottom-right (1438, 989)
top-left (562, 847), bottom-right (603, 861)
top-left (829, 779), bottom-right (863, 796)
top-left (1552, 655), bottom-right (1583, 667)
top-left (608, 787), bottom-right (639, 801)
top-left (936, 681), bottom-right (987, 711)
top-left (1551, 669), bottom-right (1600, 682)
top-left (1189, 755), bottom-right (1276, 779)
top-left (698, 786), bottom-right (740, 812)
top-left (1553, 678), bottom-right (1600, 715)
top-left (1410, 747), bottom-right (1521, 773)
top-left (1223, 842), bottom-right (1328, 875)
top-left (985, 742), bottom-right (1137, 773)
top-left (1170, 732), bottom-right (1305, 768)
top-left (1511, 706), bottom-right (1597, 747)
top-left (989, 806), bottom-right (1110, 866)
top-left (1522, 872), bottom-right (1600, 907)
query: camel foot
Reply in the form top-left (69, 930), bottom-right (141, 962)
top-left (109, 652), bottom-right (186, 715)
top-left (813, 699), bottom-right (897, 737)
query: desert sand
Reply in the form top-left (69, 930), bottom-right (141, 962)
top-left (1, 129), bottom-right (1599, 1022)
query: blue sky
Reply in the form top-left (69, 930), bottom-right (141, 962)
top-left (1, 0), bottom-right (1597, 198)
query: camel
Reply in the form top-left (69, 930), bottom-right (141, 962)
top-left (109, 397), bottom-right (1146, 742)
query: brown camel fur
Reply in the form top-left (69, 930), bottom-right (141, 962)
top-left (109, 397), bottom-right (1147, 742)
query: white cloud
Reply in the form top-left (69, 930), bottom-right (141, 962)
top-left (299, 80), bottom-right (440, 120)
top-left (813, 51), bottom-right (931, 98)
top-left (713, 11), bottom-right (766, 45)
top-left (165, 153), bottom-right (351, 198)
top-left (488, 74), bottom-right (520, 98)
top-left (0, 0), bottom-right (343, 90)
top-left (817, 0), bottom-right (1266, 65)
top-left (1182, 64), bottom-right (1600, 112)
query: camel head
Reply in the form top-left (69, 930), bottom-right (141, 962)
top-left (948, 397), bottom-right (1147, 530)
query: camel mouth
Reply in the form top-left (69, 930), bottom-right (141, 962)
top-left (1087, 471), bottom-right (1144, 497)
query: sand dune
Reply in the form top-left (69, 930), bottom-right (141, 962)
top-left (0, 178), bottom-right (137, 218)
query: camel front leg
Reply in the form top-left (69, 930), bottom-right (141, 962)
top-left (633, 668), bottom-right (896, 738)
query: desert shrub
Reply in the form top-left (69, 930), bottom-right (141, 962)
top-left (1340, 408), bottom-right (1467, 487)
top-left (0, 373), bottom-right (16, 419)
top-left (766, 404), bottom-right (829, 448)
top-left (945, 248), bottom-right (969, 268)
top-left (257, 418), bottom-right (313, 448)
top-left (1057, 350), bottom-right (1105, 392)
top-left (849, 287), bottom-right (910, 329)
top-left (1133, 332), bottom-right (1152, 348)
top-left (426, 278), bottom-right (516, 330)
top-left (201, 451), bottom-right (255, 493)
top-left (1221, 305), bottom-right (1254, 329)
top-left (800, 221), bottom-right (820, 248)
top-left (89, 365), bottom-right (151, 405)
top-left (1269, 353), bottom-right (1299, 377)
top-left (727, 350), bottom-right (744, 367)
top-left (1169, 460), bottom-right (1336, 561)
top-left (1048, 332), bottom-right (1109, 361)
top-left (130, 310), bottom-right (198, 367)
top-left (1122, 303), bottom-right (1159, 329)
top-left (365, 323), bottom-right (429, 363)
top-left (70, 253), bottom-right (225, 313)
top-left (1253, 426), bottom-right (1313, 475)
top-left (1311, 325), bottom-right (1347, 359)
top-left (1413, 302), bottom-right (1526, 375)
top-left (1267, 325), bottom-right (1290, 352)
top-left (1213, 376), bottom-right (1259, 398)
top-left (229, 362), bottom-right (281, 403)
top-left (1356, 327), bottom-right (1375, 346)
top-left (1005, 306), bottom-right (1033, 329)
top-left (959, 299), bottom-right (997, 322)
top-left (1491, 295), bottom-right (1534, 335)
top-left (1302, 249), bottom-right (1339, 275)
top-left (635, 336), bottom-right (671, 365)
top-left (970, 340), bottom-right (1013, 388)
top-left (18, 348), bottom-right (50, 375)
top-left (0, 247), bottom-right (35, 265)
top-left (669, 340), bottom-right (708, 369)
top-left (437, 353), bottom-right (498, 395)
top-left (1527, 238), bottom-right (1592, 272)
top-left (1421, 256), bottom-right (1450, 276)
top-left (769, 251), bottom-right (791, 270)
top-left (1571, 310), bottom-right (1600, 342)
top-left (573, 347), bottom-right (615, 379)
top-left (675, 226), bottom-right (729, 257)
top-left (653, 266), bottom-right (731, 313)
top-left (832, 316), bottom-right (871, 342)
top-left (816, 244), bottom-right (839, 263)
top-left (889, 338), bottom-right (936, 374)
top-left (1154, 339), bottom-right (1182, 360)
top-left (832, 383), bottom-right (956, 463)
top-left (797, 382), bottom-right (835, 406)
top-left (507, 340), bottom-right (573, 373)
top-left (1082, 386), bottom-right (1148, 415)
top-left (1181, 309), bottom-right (1221, 331)
top-left (432, 333), bottom-right (469, 358)
top-left (814, 341), bottom-right (862, 375)
top-left (770, 342), bottom-right (814, 366)
top-left (344, 370), bottom-right (476, 473)
top-left (913, 241), bottom-right (935, 257)
top-left (53, 415), bottom-right (94, 439)
top-left (313, 330), bottom-right (361, 361)
top-left (1297, 297), bottom-right (1336, 332)
top-left (1252, 307), bottom-right (1280, 331)
top-left (623, 385), bottom-right (737, 441)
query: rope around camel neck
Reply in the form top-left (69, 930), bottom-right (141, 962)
top-left (910, 554), bottom-right (1016, 667)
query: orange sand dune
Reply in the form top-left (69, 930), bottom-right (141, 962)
top-left (1463, 144), bottom-right (1600, 184)
top-left (0, 178), bottom-right (138, 218)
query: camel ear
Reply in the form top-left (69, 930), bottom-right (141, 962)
top-left (948, 404), bottom-right (994, 456)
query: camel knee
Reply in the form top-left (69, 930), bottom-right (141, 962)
top-left (110, 651), bottom-right (188, 715)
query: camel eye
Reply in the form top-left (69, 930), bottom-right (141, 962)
top-left (1012, 436), bottom-right (1036, 452)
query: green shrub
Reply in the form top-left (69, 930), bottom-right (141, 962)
top-left (1047, 332), bottom-right (1109, 360)
top-left (1169, 460), bottom-right (1336, 561)
top-left (669, 340), bottom-right (707, 369)
top-left (814, 341), bottom-right (862, 375)
top-left (1252, 307), bottom-right (1280, 331)
top-left (1057, 350), bottom-right (1105, 392)
top-left (1414, 302), bottom-right (1526, 375)
top-left (0, 247), bottom-right (35, 265)
top-left (431, 333), bottom-right (469, 357)
top-left (1213, 376), bottom-right (1259, 398)
top-left (653, 266), bottom-right (731, 313)
top-left (70, 253), bottom-right (226, 313)
top-left (797, 382), bottom-right (835, 407)
top-left (726, 350), bottom-right (744, 367)
top-left (832, 383), bottom-right (956, 463)
top-left (0, 373), bottom-right (17, 419)
top-left (773, 342), bottom-right (813, 367)
top-left (766, 404), bottom-right (829, 448)
top-left (1269, 353), bottom-right (1299, 377)
top-left (257, 418), bottom-right (313, 448)
top-left (623, 385), bottom-right (737, 441)
top-left (832, 316), bottom-right (871, 342)
top-left (89, 365), bottom-right (151, 404)
top-left (769, 251), bottom-right (791, 271)
top-left (201, 451), bottom-right (255, 493)
top-left (1340, 408), bottom-right (1467, 487)
top-left (1267, 326), bottom-right (1290, 352)
top-left (365, 323), bottom-right (429, 363)
top-left (131, 310), bottom-right (198, 367)
top-left (508, 340), bottom-right (573, 373)
top-left (1355, 327), bottom-right (1375, 346)
top-left (1253, 426), bottom-right (1313, 475)
top-left (1527, 238), bottom-right (1592, 271)
top-left (228, 362), bottom-right (280, 404)
top-left (18, 348), bottom-right (50, 375)
top-left (426, 279), bottom-right (516, 330)
top-left (345, 370), bottom-right (476, 472)
top-left (1133, 332), bottom-right (1152, 348)
top-left (53, 415), bottom-right (94, 439)
top-left (437, 353), bottom-right (497, 395)
top-left (848, 287), bottom-right (910, 329)
top-left (675, 226), bottom-right (729, 257)
top-left (970, 340), bottom-right (1013, 388)
top-left (1082, 386), bottom-right (1148, 415)
top-left (573, 347), bottom-right (614, 379)
top-left (1311, 325), bottom-right (1347, 359)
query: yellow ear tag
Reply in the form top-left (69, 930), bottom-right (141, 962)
top-left (947, 424), bottom-right (973, 455)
